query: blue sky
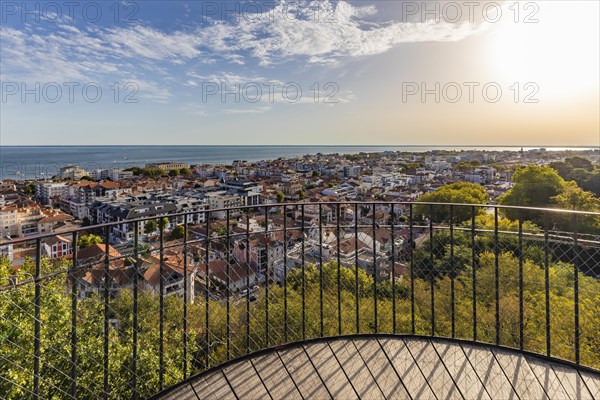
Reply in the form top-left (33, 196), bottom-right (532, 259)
top-left (1, 1), bottom-right (598, 145)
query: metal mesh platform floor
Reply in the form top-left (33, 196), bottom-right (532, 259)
top-left (155, 336), bottom-right (600, 400)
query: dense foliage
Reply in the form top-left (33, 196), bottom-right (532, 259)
top-left (550, 157), bottom-right (600, 196)
top-left (499, 165), bottom-right (600, 232)
top-left (1, 219), bottom-right (598, 399)
top-left (415, 182), bottom-right (489, 222)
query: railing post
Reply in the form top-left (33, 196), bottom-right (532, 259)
top-left (494, 207), bottom-right (500, 346)
top-left (544, 213), bottom-right (551, 357)
top-left (354, 202), bottom-right (359, 334)
top-left (372, 203), bottom-right (378, 334)
top-left (103, 226), bottom-right (110, 399)
top-left (283, 204), bottom-right (288, 342)
top-left (205, 212), bottom-right (210, 368)
top-left (226, 209), bottom-right (231, 360)
top-left (70, 231), bottom-right (78, 399)
top-left (264, 206), bottom-right (269, 347)
top-left (132, 221), bottom-right (139, 399)
top-left (337, 203), bottom-right (342, 335)
top-left (429, 204), bottom-right (434, 337)
top-left (159, 219), bottom-right (165, 390)
top-left (246, 211), bottom-right (250, 353)
top-left (572, 214), bottom-right (580, 364)
top-left (182, 218), bottom-right (188, 379)
top-left (471, 206), bottom-right (477, 342)
top-left (301, 204), bottom-right (306, 340)
top-left (319, 203), bottom-right (324, 337)
top-left (409, 203), bottom-right (415, 335)
top-left (391, 203), bottom-right (396, 334)
top-left (450, 205), bottom-right (455, 339)
top-left (33, 237), bottom-right (41, 400)
top-left (518, 213), bottom-right (524, 351)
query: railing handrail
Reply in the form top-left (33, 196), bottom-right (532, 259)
top-left (2, 201), bottom-right (599, 246)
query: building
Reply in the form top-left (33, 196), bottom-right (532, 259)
top-left (206, 192), bottom-right (244, 219)
top-left (42, 235), bottom-right (73, 259)
top-left (220, 181), bottom-right (263, 206)
top-left (58, 165), bottom-right (89, 180)
top-left (90, 168), bottom-right (134, 181)
top-left (88, 194), bottom-right (207, 242)
top-left (343, 165), bottom-right (361, 178)
top-left (142, 249), bottom-right (198, 303)
top-left (145, 162), bottom-right (189, 172)
top-left (36, 182), bottom-right (70, 206)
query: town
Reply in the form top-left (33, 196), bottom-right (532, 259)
top-left (1, 147), bottom-right (598, 303)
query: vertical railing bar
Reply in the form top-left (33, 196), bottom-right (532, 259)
top-left (103, 226), bottom-right (110, 399)
top-left (226, 209), bottom-right (231, 360)
top-left (494, 207), bottom-right (500, 347)
top-left (391, 203), bottom-right (396, 334)
top-left (70, 231), bottom-right (78, 399)
top-left (159, 219), bottom-right (165, 391)
top-left (410, 203), bottom-right (415, 335)
top-left (132, 221), bottom-right (139, 399)
top-left (246, 210), bottom-right (250, 353)
top-left (355, 203), bottom-right (359, 334)
top-left (450, 205), bottom-right (455, 339)
top-left (337, 203), bottom-right (342, 335)
top-left (572, 214), bottom-right (580, 364)
top-left (372, 203), bottom-right (378, 334)
top-left (301, 204), bottom-right (306, 340)
top-left (33, 237), bottom-right (41, 400)
top-left (429, 204), bottom-right (434, 337)
top-left (283, 204), bottom-right (288, 343)
top-left (472, 206), bottom-right (477, 342)
top-left (518, 213), bottom-right (524, 351)
top-left (319, 203), bottom-right (324, 337)
top-left (183, 217), bottom-right (188, 379)
top-left (544, 213), bottom-right (551, 357)
top-left (265, 206), bottom-right (269, 347)
top-left (205, 212), bottom-right (210, 368)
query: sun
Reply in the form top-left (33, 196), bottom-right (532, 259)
top-left (489, 1), bottom-right (599, 99)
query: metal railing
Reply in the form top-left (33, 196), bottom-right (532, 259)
top-left (0, 202), bottom-right (599, 399)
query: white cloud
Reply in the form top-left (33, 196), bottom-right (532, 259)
top-left (193, 0), bottom-right (487, 65)
top-left (101, 25), bottom-right (202, 61)
top-left (223, 106), bottom-right (272, 114)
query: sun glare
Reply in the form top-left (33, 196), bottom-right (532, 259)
top-left (490, 1), bottom-right (599, 98)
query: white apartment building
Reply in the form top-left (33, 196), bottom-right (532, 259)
top-left (36, 182), bottom-right (70, 206)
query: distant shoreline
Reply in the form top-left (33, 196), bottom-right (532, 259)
top-left (1, 145), bottom-right (597, 181)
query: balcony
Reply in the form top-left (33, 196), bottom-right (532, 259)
top-left (1, 202), bottom-right (599, 399)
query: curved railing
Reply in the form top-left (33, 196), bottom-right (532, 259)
top-left (1, 202), bottom-right (599, 399)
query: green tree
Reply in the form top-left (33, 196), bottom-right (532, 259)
top-left (276, 191), bottom-right (285, 203)
top-left (142, 168), bottom-right (163, 178)
top-left (78, 234), bottom-right (102, 248)
top-left (415, 182), bottom-right (489, 222)
top-left (144, 220), bottom-right (157, 234)
top-left (498, 165), bottom-right (566, 220)
top-left (170, 225), bottom-right (185, 240)
top-left (180, 167), bottom-right (191, 176)
top-left (551, 157), bottom-right (599, 196)
top-left (23, 184), bottom-right (36, 195)
top-left (168, 169), bottom-right (179, 177)
top-left (159, 217), bottom-right (170, 230)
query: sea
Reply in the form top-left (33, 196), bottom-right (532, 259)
top-left (0, 145), bottom-right (594, 181)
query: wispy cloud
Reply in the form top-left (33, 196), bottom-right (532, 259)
top-left (223, 106), bottom-right (272, 114)
top-left (193, 1), bottom-right (486, 66)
